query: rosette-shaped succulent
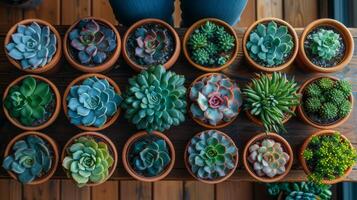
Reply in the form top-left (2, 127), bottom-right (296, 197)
top-left (246, 21), bottom-right (294, 67)
top-left (187, 130), bottom-right (237, 180)
top-left (67, 76), bottom-right (122, 128)
top-left (286, 192), bottom-right (318, 200)
top-left (189, 73), bottom-right (242, 126)
top-left (6, 22), bottom-right (57, 69)
top-left (267, 182), bottom-right (332, 200)
top-left (122, 65), bottom-right (186, 132)
top-left (310, 29), bottom-right (341, 61)
top-left (248, 139), bottom-right (290, 178)
top-left (62, 136), bottom-right (114, 187)
top-left (4, 76), bottom-right (54, 126)
top-left (129, 136), bottom-right (171, 177)
top-left (69, 19), bottom-right (117, 65)
top-left (2, 135), bottom-right (53, 183)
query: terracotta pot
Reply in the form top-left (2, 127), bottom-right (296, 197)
top-left (4, 131), bottom-right (59, 185)
top-left (243, 132), bottom-right (293, 182)
top-left (183, 18), bottom-right (239, 72)
top-left (4, 19), bottom-right (62, 74)
top-left (122, 131), bottom-right (175, 182)
top-left (184, 130), bottom-right (238, 184)
top-left (63, 73), bottom-right (121, 131)
top-left (243, 17), bottom-right (299, 73)
top-left (122, 18), bottom-right (180, 72)
top-left (2, 75), bottom-right (61, 131)
top-left (61, 131), bottom-right (118, 186)
top-left (188, 73), bottom-right (240, 128)
top-left (298, 18), bottom-right (354, 73)
top-left (299, 130), bottom-right (354, 184)
top-left (63, 17), bottom-right (121, 73)
top-left (297, 76), bottom-right (353, 129)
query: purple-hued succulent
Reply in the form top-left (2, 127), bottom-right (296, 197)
top-left (69, 19), bottom-right (117, 66)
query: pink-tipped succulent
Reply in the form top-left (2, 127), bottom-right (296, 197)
top-left (189, 73), bottom-right (243, 126)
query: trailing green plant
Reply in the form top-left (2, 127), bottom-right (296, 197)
top-left (67, 76), bottom-right (122, 128)
top-left (69, 19), bottom-right (117, 65)
top-left (62, 136), bottom-right (114, 187)
top-left (303, 78), bottom-right (352, 122)
top-left (2, 135), bottom-right (53, 183)
top-left (4, 76), bottom-right (54, 126)
top-left (188, 21), bottom-right (236, 67)
top-left (247, 139), bottom-right (290, 178)
top-left (246, 21), bottom-right (294, 67)
top-left (129, 135), bottom-right (171, 177)
top-left (189, 73), bottom-right (243, 126)
top-left (303, 132), bottom-right (357, 183)
top-left (309, 29), bottom-right (341, 61)
top-left (121, 65), bottom-right (186, 132)
top-left (187, 130), bottom-right (237, 180)
top-left (243, 72), bottom-right (300, 133)
top-left (6, 22), bottom-right (57, 70)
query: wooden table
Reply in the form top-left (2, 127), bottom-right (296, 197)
top-left (0, 26), bottom-right (356, 182)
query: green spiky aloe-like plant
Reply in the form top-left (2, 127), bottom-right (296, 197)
top-left (187, 130), bottom-right (237, 180)
top-left (62, 136), bottom-right (114, 187)
top-left (121, 65), bottom-right (187, 132)
top-left (4, 76), bottom-right (53, 126)
top-left (243, 72), bottom-right (300, 133)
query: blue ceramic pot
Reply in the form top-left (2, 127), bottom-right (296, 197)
top-left (180, 0), bottom-right (248, 27)
top-left (108, 0), bottom-right (175, 26)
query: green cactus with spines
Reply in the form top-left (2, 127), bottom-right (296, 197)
top-left (306, 83), bottom-right (322, 97)
top-left (337, 79), bottom-right (352, 97)
top-left (326, 89), bottom-right (344, 105)
top-left (201, 21), bottom-right (216, 38)
top-left (188, 32), bottom-right (208, 49)
top-left (192, 48), bottom-right (210, 65)
top-left (218, 32), bottom-right (235, 51)
top-left (305, 97), bottom-right (321, 113)
top-left (317, 78), bottom-right (334, 90)
top-left (320, 103), bottom-right (338, 120)
top-left (205, 43), bottom-right (218, 56)
top-left (339, 100), bottom-right (352, 118)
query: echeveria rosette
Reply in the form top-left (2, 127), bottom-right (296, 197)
top-left (129, 136), bottom-right (171, 177)
top-left (2, 135), bottom-right (53, 184)
top-left (62, 136), bottom-right (114, 187)
top-left (310, 29), bottom-right (341, 61)
top-left (67, 76), bottom-right (122, 128)
top-left (69, 19), bottom-right (117, 65)
top-left (189, 73), bottom-right (243, 126)
top-left (6, 22), bottom-right (57, 69)
top-left (121, 65), bottom-right (187, 132)
top-left (188, 130), bottom-right (237, 180)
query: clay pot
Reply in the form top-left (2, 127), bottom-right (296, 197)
top-left (299, 130), bottom-right (354, 184)
top-left (4, 131), bottom-right (59, 185)
top-left (63, 73), bottom-right (121, 131)
top-left (63, 17), bottom-right (121, 73)
top-left (183, 18), bottom-right (239, 72)
top-left (122, 18), bottom-right (180, 72)
top-left (122, 131), bottom-right (175, 182)
top-left (184, 130), bottom-right (238, 184)
top-left (297, 76), bottom-right (353, 129)
top-left (243, 132), bottom-right (293, 182)
top-left (2, 75), bottom-right (61, 131)
top-left (243, 17), bottom-right (299, 72)
top-left (299, 18), bottom-right (354, 73)
top-left (188, 73), bottom-right (241, 128)
top-left (4, 19), bottom-right (62, 74)
top-left (61, 131), bottom-right (118, 187)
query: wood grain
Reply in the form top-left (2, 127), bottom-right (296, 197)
top-left (216, 182), bottom-right (253, 200)
top-left (61, 0), bottom-right (91, 25)
top-left (256, 0), bottom-right (283, 19)
top-left (23, 0), bottom-right (60, 25)
top-left (184, 181), bottom-right (214, 200)
top-left (284, 0), bottom-right (318, 27)
top-left (23, 180), bottom-right (60, 200)
top-left (0, 179), bottom-right (22, 200)
top-left (120, 181), bottom-right (152, 200)
top-left (0, 6), bottom-right (23, 25)
top-left (153, 181), bottom-right (183, 200)
top-left (91, 181), bottom-right (119, 200)
top-left (253, 183), bottom-right (273, 200)
top-left (174, 0), bottom-right (182, 28)
top-left (60, 180), bottom-right (91, 200)
top-left (92, 0), bottom-right (118, 25)
top-left (235, 0), bottom-right (256, 28)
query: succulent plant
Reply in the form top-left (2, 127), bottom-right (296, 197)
top-left (243, 73), bottom-right (300, 133)
top-left (248, 139), bottom-right (290, 178)
top-left (188, 21), bottom-right (235, 67)
top-left (286, 191), bottom-right (319, 200)
top-left (6, 22), bottom-right (57, 69)
top-left (187, 130), bottom-right (237, 180)
top-left (121, 65), bottom-right (186, 132)
top-left (69, 19), bottom-right (117, 65)
top-left (62, 136), bottom-right (114, 187)
top-left (246, 21), bottom-right (294, 67)
top-left (4, 76), bottom-right (54, 126)
top-left (67, 76), bottom-right (122, 128)
top-left (267, 182), bottom-right (332, 200)
top-left (129, 135), bottom-right (171, 177)
top-left (2, 135), bottom-right (53, 183)
top-left (309, 29), bottom-right (341, 61)
top-left (189, 73), bottom-right (242, 126)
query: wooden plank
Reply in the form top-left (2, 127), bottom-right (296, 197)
top-left (91, 181), bottom-right (119, 200)
top-left (120, 181), bottom-right (152, 200)
top-left (61, 0), bottom-right (91, 25)
top-left (216, 182), bottom-right (253, 200)
top-left (153, 181), bottom-right (183, 200)
top-left (174, 0), bottom-right (182, 28)
top-left (235, 0), bottom-right (256, 28)
top-left (23, 180), bottom-right (60, 200)
top-left (0, 179), bottom-right (22, 200)
top-left (61, 180), bottom-right (91, 200)
top-left (256, 0), bottom-right (283, 19)
top-left (253, 183), bottom-right (273, 200)
top-left (184, 181), bottom-right (214, 200)
top-left (92, 0), bottom-right (118, 25)
top-left (23, 0), bottom-right (60, 24)
top-left (0, 6), bottom-right (23, 25)
top-left (284, 0), bottom-right (318, 27)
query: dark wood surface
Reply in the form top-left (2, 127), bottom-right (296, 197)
top-left (0, 26), bottom-right (356, 182)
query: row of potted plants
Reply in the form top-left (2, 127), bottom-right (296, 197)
top-left (4, 17), bottom-right (353, 74)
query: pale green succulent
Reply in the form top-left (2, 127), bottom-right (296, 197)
top-left (310, 29), bottom-right (341, 61)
